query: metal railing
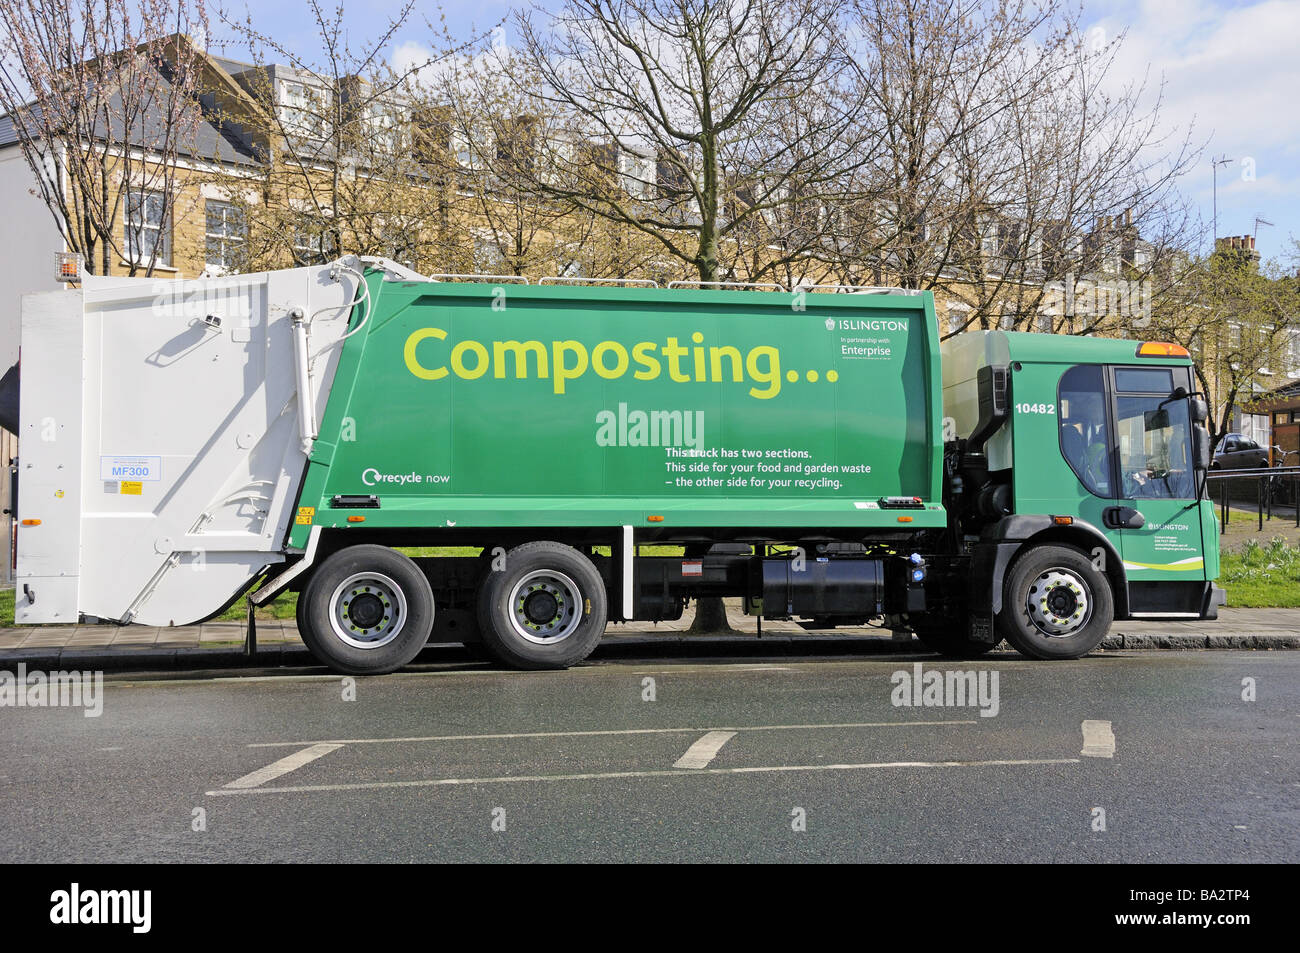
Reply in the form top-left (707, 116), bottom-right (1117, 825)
top-left (1206, 465), bottom-right (1300, 533)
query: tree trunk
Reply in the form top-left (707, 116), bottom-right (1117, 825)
top-left (689, 595), bottom-right (734, 634)
top-left (684, 544), bottom-right (735, 634)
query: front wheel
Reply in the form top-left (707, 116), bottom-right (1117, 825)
top-left (996, 544), bottom-right (1113, 660)
top-left (299, 545), bottom-right (436, 674)
top-left (476, 541), bottom-right (607, 669)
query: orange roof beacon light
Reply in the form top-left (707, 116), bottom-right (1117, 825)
top-left (1136, 341), bottom-right (1189, 359)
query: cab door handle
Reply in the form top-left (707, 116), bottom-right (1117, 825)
top-left (1103, 506), bottom-right (1145, 530)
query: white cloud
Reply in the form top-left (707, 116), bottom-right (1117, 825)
top-left (1096, 0), bottom-right (1300, 161)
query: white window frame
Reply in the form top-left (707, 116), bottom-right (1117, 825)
top-left (279, 80), bottom-right (332, 138)
top-left (292, 226), bottom-right (337, 265)
top-left (204, 200), bottom-right (246, 274)
top-left (124, 189), bottom-right (170, 266)
top-left (618, 148), bottom-right (656, 200)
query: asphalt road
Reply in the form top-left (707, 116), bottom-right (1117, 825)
top-left (1, 648), bottom-right (1296, 863)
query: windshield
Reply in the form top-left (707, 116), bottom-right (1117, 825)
top-left (1116, 394), bottom-right (1194, 499)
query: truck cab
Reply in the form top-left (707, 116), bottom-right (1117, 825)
top-left (939, 331), bottom-right (1223, 658)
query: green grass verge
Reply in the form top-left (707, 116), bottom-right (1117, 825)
top-left (1218, 537), bottom-right (1300, 608)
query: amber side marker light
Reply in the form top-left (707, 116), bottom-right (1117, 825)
top-left (20, 519), bottom-right (41, 526)
top-left (897, 516), bottom-right (913, 523)
top-left (347, 515), bottom-right (366, 523)
top-left (1053, 515), bottom-right (1073, 526)
top-left (647, 515), bottom-right (665, 523)
top-left (1137, 341), bottom-right (1189, 358)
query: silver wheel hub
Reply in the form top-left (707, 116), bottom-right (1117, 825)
top-left (1026, 568), bottom-right (1091, 637)
top-left (328, 572), bottom-right (407, 649)
top-left (508, 570), bottom-right (582, 645)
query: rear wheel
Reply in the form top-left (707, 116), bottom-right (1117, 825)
top-left (476, 541), bottom-right (607, 669)
top-left (996, 544), bottom-right (1113, 660)
top-left (299, 545), bottom-right (435, 674)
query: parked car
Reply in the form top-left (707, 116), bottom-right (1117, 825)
top-left (1212, 433), bottom-right (1271, 469)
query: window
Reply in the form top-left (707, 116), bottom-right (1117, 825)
top-left (205, 201), bottom-right (246, 273)
top-left (280, 81), bottom-right (331, 137)
top-left (1114, 368), bottom-right (1172, 393)
top-left (1058, 365), bottom-right (1112, 498)
top-left (618, 149), bottom-right (656, 200)
top-left (1114, 367), bottom-right (1195, 500)
top-left (124, 190), bottom-right (170, 266)
top-left (293, 227), bottom-right (336, 266)
top-left (450, 122), bottom-right (492, 172)
top-left (472, 230), bottom-right (505, 271)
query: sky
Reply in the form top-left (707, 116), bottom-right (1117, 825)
top-left (210, 0), bottom-right (1299, 266)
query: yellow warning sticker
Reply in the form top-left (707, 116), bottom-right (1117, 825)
top-left (121, 481), bottom-right (143, 495)
top-left (296, 506), bottom-right (316, 525)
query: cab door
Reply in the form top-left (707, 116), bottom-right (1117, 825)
top-left (1107, 365), bottom-right (1208, 614)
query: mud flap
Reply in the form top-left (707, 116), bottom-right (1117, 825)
top-left (1201, 584), bottom-right (1226, 620)
top-left (967, 541), bottom-right (1022, 642)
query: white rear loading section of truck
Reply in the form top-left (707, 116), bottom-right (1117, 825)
top-left (15, 262), bottom-right (360, 626)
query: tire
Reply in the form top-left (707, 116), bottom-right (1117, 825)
top-left (299, 544), bottom-right (436, 675)
top-left (996, 544), bottom-right (1113, 660)
top-left (475, 541), bottom-right (607, 669)
top-left (912, 624), bottom-right (1000, 658)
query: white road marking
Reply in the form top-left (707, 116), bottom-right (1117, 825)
top-left (206, 758), bottom-right (1080, 797)
top-left (673, 730), bottom-right (737, 769)
top-left (1080, 720), bottom-right (1116, 758)
top-left (247, 720), bottom-right (978, 748)
top-left (225, 743), bottom-right (344, 789)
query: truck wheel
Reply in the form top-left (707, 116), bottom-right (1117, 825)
top-left (996, 544), bottom-right (1113, 660)
top-left (912, 625), bottom-right (1000, 658)
top-left (476, 541), bottom-right (607, 669)
top-left (299, 545), bottom-right (435, 675)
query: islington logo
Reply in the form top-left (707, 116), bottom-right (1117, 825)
top-left (0, 665), bottom-right (103, 717)
top-left (50, 884), bottom-right (151, 933)
top-left (890, 662), bottom-right (1000, 717)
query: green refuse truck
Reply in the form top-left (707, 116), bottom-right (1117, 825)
top-left (11, 257), bottom-right (1223, 672)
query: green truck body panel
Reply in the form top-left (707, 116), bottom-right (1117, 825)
top-left (290, 274), bottom-right (945, 546)
top-left (285, 272), bottom-right (1218, 609)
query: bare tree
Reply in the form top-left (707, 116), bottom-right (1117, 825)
top-left (0, 0), bottom-right (210, 275)
top-left (208, 0), bottom-right (493, 273)
top-left (501, 0), bottom-right (880, 284)
top-left (843, 0), bottom-right (1200, 335)
top-left (1156, 242), bottom-right (1300, 446)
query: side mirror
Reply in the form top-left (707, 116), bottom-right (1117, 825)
top-left (1191, 397), bottom-right (1208, 424)
top-left (1193, 425), bottom-right (1211, 471)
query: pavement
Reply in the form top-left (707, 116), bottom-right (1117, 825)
top-left (1, 651), bottom-right (1295, 862)
top-left (0, 599), bottom-right (1296, 671)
